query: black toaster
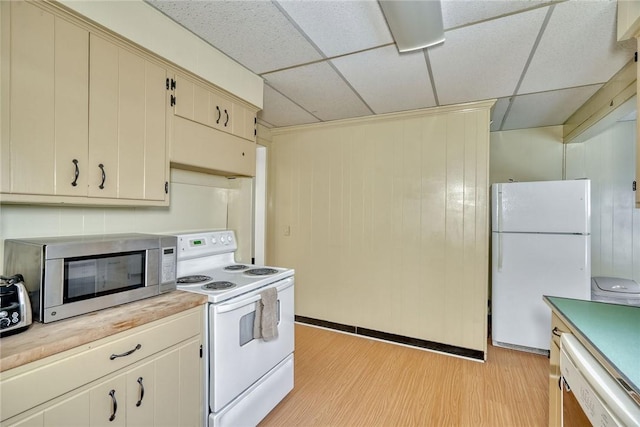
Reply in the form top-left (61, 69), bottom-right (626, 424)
top-left (0, 274), bottom-right (32, 336)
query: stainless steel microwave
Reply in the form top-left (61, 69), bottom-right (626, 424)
top-left (3, 234), bottom-right (177, 323)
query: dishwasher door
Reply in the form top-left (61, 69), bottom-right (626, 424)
top-left (560, 334), bottom-right (640, 426)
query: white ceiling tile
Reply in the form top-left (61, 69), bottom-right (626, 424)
top-left (441, 0), bottom-right (555, 30)
top-left (146, 0), bottom-right (321, 74)
top-left (502, 84), bottom-right (602, 130)
top-left (429, 7), bottom-right (548, 105)
top-left (264, 62), bottom-right (372, 122)
top-left (331, 46), bottom-right (435, 114)
top-left (259, 85), bottom-right (320, 128)
top-left (519, 1), bottom-right (634, 94)
top-left (276, 0), bottom-right (393, 57)
top-left (490, 98), bottom-right (510, 132)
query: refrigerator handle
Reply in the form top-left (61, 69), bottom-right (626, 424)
top-left (497, 233), bottom-right (503, 272)
top-left (496, 189), bottom-right (502, 233)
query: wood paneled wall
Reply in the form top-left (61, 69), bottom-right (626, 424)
top-left (268, 102), bottom-right (493, 353)
top-left (566, 120), bottom-right (640, 282)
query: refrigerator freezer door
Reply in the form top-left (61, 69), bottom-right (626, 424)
top-left (492, 180), bottom-right (590, 234)
top-left (491, 232), bottom-right (590, 352)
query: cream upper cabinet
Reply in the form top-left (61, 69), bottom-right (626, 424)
top-left (171, 72), bottom-right (257, 176)
top-left (232, 102), bottom-right (257, 142)
top-left (88, 35), bottom-right (168, 202)
top-left (1, 1), bottom-right (88, 197)
top-left (0, 1), bottom-right (169, 206)
top-left (173, 73), bottom-right (257, 142)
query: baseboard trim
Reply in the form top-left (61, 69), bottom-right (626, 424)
top-left (294, 315), bottom-right (484, 361)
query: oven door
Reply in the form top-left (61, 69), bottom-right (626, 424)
top-left (209, 277), bottom-right (294, 412)
top-left (560, 334), bottom-right (640, 426)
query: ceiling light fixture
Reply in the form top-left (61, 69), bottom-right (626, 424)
top-left (379, 0), bottom-right (445, 52)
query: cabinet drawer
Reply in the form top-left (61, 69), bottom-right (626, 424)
top-left (0, 308), bottom-right (201, 421)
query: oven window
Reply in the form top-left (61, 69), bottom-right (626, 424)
top-left (239, 300), bottom-right (281, 346)
top-left (63, 251), bottom-right (146, 303)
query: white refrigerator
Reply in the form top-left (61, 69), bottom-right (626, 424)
top-left (491, 180), bottom-right (591, 354)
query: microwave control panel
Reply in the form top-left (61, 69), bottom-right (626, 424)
top-left (161, 246), bottom-right (177, 284)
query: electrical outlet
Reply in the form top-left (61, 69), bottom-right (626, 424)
top-left (283, 225), bottom-right (291, 236)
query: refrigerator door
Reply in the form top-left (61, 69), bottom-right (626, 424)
top-left (492, 180), bottom-right (590, 234)
top-left (492, 232), bottom-right (590, 352)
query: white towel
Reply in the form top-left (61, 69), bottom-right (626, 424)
top-left (253, 287), bottom-right (278, 341)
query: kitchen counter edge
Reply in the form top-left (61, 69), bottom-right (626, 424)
top-left (0, 290), bottom-right (208, 372)
top-left (544, 296), bottom-right (640, 402)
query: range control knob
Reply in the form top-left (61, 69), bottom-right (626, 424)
top-left (227, 234), bottom-right (233, 243)
top-left (220, 236), bottom-right (226, 244)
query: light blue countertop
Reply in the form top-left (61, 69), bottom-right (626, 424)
top-left (544, 296), bottom-right (640, 400)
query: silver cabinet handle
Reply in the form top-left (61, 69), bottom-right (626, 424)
top-left (108, 389), bottom-right (118, 422)
top-left (71, 159), bottom-right (79, 187)
top-left (136, 377), bottom-right (145, 407)
top-left (109, 343), bottom-right (142, 360)
top-left (98, 163), bottom-right (106, 189)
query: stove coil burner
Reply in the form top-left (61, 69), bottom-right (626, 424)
top-left (177, 275), bottom-right (212, 284)
top-left (245, 268), bottom-right (279, 276)
top-left (202, 281), bottom-right (236, 291)
top-left (224, 264), bottom-right (250, 271)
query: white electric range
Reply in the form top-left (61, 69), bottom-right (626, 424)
top-left (175, 230), bottom-right (295, 427)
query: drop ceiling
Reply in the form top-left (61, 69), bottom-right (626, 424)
top-left (146, 0), bottom-right (635, 132)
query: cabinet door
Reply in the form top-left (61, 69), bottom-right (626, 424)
top-left (44, 391), bottom-right (90, 427)
top-left (6, 1), bottom-right (88, 196)
top-left (174, 73), bottom-right (234, 134)
top-left (126, 360), bottom-right (156, 427)
top-left (211, 92), bottom-right (233, 133)
top-left (232, 102), bottom-right (256, 142)
top-left (89, 35), bottom-right (167, 201)
top-left (5, 413), bottom-right (43, 427)
top-left (89, 374), bottom-right (126, 427)
top-left (152, 348), bottom-right (180, 427)
top-left (54, 16), bottom-right (89, 197)
top-left (88, 35), bottom-right (119, 199)
top-left (176, 339), bottom-right (202, 427)
top-left (173, 75), bottom-right (195, 122)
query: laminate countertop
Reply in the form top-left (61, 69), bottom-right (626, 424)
top-left (0, 291), bottom-right (208, 372)
top-left (544, 296), bottom-right (640, 403)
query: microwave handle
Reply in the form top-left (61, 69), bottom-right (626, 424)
top-left (216, 277), bottom-right (293, 314)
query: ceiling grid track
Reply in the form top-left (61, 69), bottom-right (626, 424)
top-left (271, 0), bottom-right (375, 117)
top-left (499, 4), bottom-right (556, 131)
top-left (264, 82), bottom-right (323, 122)
top-left (423, 49), bottom-right (440, 106)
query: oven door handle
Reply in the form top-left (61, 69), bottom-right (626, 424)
top-left (216, 277), bottom-right (294, 314)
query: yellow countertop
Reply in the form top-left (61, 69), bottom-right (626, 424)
top-left (0, 290), bottom-right (207, 372)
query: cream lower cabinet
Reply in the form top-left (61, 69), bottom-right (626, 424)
top-left (1, 0), bottom-right (170, 206)
top-left (549, 313), bottom-right (571, 427)
top-left (0, 308), bottom-right (203, 427)
top-left (636, 42), bottom-right (640, 209)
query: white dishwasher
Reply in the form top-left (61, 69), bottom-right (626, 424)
top-left (560, 333), bottom-right (640, 426)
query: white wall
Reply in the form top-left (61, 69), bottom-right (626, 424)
top-left (490, 122), bottom-right (639, 283)
top-left (490, 126), bottom-right (564, 184)
top-left (566, 121), bottom-right (640, 282)
top-left (0, 169), bottom-right (253, 272)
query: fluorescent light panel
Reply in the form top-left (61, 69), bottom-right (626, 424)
top-left (379, 0), bottom-right (445, 52)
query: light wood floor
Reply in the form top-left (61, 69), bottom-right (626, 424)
top-left (260, 324), bottom-right (548, 427)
